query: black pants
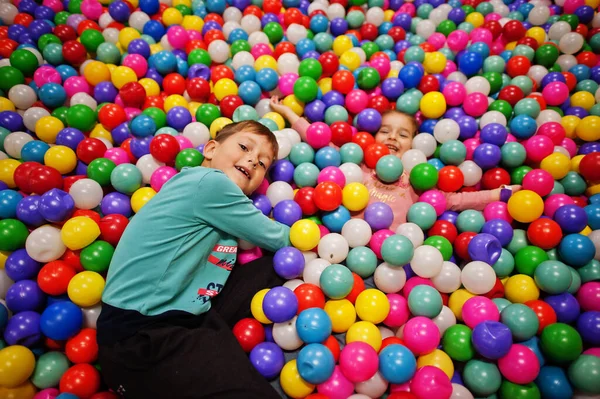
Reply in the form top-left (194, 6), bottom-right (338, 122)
top-left (98, 255), bottom-right (284, 399)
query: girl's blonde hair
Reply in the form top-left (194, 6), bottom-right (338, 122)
top-left (381, 110), bottom-right (419, 137)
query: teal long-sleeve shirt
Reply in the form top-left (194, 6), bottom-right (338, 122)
top-left (101, 167), bottom-right (291, 317)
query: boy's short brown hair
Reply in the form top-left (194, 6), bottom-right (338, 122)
top-left (215, 121), bottom-right (279, 160)
top-left (381, 110), bottom-right (419, 137)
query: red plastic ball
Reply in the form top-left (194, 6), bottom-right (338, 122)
top-left (99, 214), bottom-right (129, 246)
top-left (482, 167), bottom-right (511, 189)
top-left (506, 55), bottom-right (531, 78)
top-left (232, 318), bottom-right (265, 353)
top-left (14, 13), bottom-right (33, 27)
top-left (204, 29), bottom-right (226, 45)
top-left (525, 299), bottom-right (558, 334)
top-left (60, 249), bottom-right (83, 272)
top-left (211, 65), bottom-right (234, 84)
top-left (62, 40), bottom-right (87, 66)
top-left (577, 51), bottom-right (598, 68)
top-left (150, 134), bottom-right (180, 164)
top-left (243, 5), bottom-right (262, 17)
top-left (274, 41), bottom-right (295, 59)
top-left (483, 278), bottom-right (505, 299)
top-left (263, 0), bottom-right (282, 14)
top-left (454, 232), bottom-right (477, 261)
top-left (204, 13), bottom-right (224, 26)
top-left (344, 272), bottom-right (366, 304)
top-left (483, 20), bottom-right (502, 40)
top-left (332, 70), bottom-right (355, 94)
top-left (388, 27), bottom-right (406, 42)
top-left (381, 336), bottom-right (405, 352)
top-left (428, 220), bottom-right (458, 244)
top-left (186, 78), bottom-right (211, 102)
top-left (162, 73), bottom-right (186, 95)
top-left (502, 20), bottom-right (526, 42)
top-left (77, 20), bottom-right (101, 36)
top-left (360, 23), bottom-right (379, 41)
top-left (60, 364), bottom-right (101, 398)
top-left (143, 95), bottom-right (165, 110)
top-left (418, 75), bottom-right (440, 94)
top-left (578, 153), bottom-right (600, 181)
top-left (220, 95), bottom-right (244, 119)
top-left (283, 8), bottom-right (303, 27)
top-left (498, 85), bottom-right (525, 107)
top-left (527, 218), bottom-right (562, 250)
top-left (98, 104), bottom-right (127, 130)
top-left (53, 24), bottom-right (77, 42)
top-left (119, 82), bottom-right (146, 108)
top-left (294, 283), bottom-right (326, 313)
top-left (294, 187), bottom-right (318, 216)
top-left (0, 39), bottom-right (18, 58)
top-left (313, 182), bottom-right (342, 211)
top-left (318, 52), bottom-right (339, 77)
top-left (330, 121), bottom-right (353, 147)
top-left (66, 328), bottom-right (99, 364)
top-left (120, 138), bottom-right (137, 163)
top-left (323, 335), bottom-right (340, 362)
top-left (72, 210), bottom-right (101, 224)
top-left (28, 165), bottom-right (64, 194)
top-left (352, 132), bottom-right (375, 151)
top-left (13, 161), bottom-right (41, 193)
top-left (517, 36), bottom-right (539, 50)
top-left (63, 175), bottom-right (87, 193)
top-left (37, 261), bottom-right (76, 296)
top-left (562, 72), bottom-right (577, 92)
top-left (364, 143), bottom-right (390, 169)
top-left (369, 95), bottom-right (390, 114)
top-left (77, 138), bottom-right (108, 165)
top-left (437, 166), bottom-right (464, 192)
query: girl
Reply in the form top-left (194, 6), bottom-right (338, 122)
top-left (269, 97), bottom-right (521, 230)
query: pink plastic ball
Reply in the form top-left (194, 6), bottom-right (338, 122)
top-left (419, 190), bottom-right (446, 216)
top-left (175, 135), bottom-right (194, 150)
top-left (561, 138), bottom-right (577, 157)
top-left (256, 179), bottom-right (269, 196)
top-left (104, 148), bottom-right (130, 165)
top-left (33, 388), bottom-right (59, 399)
top-left (369, 229), bottom-right (394, 259)
top-left (463, 92), bottom-right (488, 117)
top-left (537, 122), bottom-right (565, 145)
top-left (498, 344), bottom-right (540, 384)
top-left (370, 57), bottom-right (391, 78)
top-left (402, 277), bottom-right (434, 298)
top-left (505, 133), bottom-right (517, 143)
top-left (543, 194), bottom-right (575, 218)
top-left (427, 33), bottom-right (446, 50)
top-left (188, 30), bottom-right (202, 41)
top-left (447, 31), bottom-right (469, 52)
top-left (150, 166), bottom-right (177, 192)
top-left (563, 0), bottom-right (584, 13)
top-left (410, 366), bottom-right (452, 399)
top-left (522, 169), bottom-right (555, 197)
top-left (441, 60), bottom-right (457, 78)
top-left (402, 317), bottom-right (440, 356)
top-left (318, 224), bottom-right (330, 238)
top-left (525, 135), bottom-right (554, 163)
top-left (167, 26), bottom-right (189, 49)
top-left (346, 90), bottom-right (369, 114)
top-left (64, 76), bottom-right (91, 97)
top-left (483, 201), bottom-right (513, 223)
top-left (464, 138), bottom-right (480, 160)
top-left (34, 66), bottom-right (62, 87)
top-left (122, 54), bottom-right (148, 78)
top-left (306, 122), bottom-right (332, 149)
top-left (383, 293), bottom-right (410, 328)
top-left (278, 73), bottom-right (299, 97)
top-left (583, 348), bottom-right (600, 357)
top-left (125, 107), bottom-right (142, 120)
top-left (470, 28), bottom-right (493, 46)
top-left (542, 82), bottom-right (570, 106)
top-left (238, 247), bottom-right (263, 265)
top-left (339, 341), bottom-right (379, 383)
top-left (317, 166), bottom-right (346, 187)
top-left (317, 366), bottom-right (354, 399)
top-left (462, 296), bottom-right (500, 328)
top-left (490, 39), bottom-right (505, 56)
top-left (577, 282), bottom-right (600, 312)
top-left (80, 0), bottom-right (102, 20)
top-left (251, 43), bottom-right (273, 58)
top-left (485, 12), bottom-right (502, 22)
top-left (442, 82), bottom-right (466, 107)
top-left (43, 0), bottom-right (63, 12)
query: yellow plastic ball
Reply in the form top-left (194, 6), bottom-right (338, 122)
top-left (89, 124), bottom-right (114, 144)
top-left (290, 219), bottom-right (320, 251)
top-left (214, 78), bottom-right (238, 101)
top-left (280, 360), bottom-right (315, 399)
top-left (340, 50), bottom-right (361, 71)
top-left (250, 288), bottom-right (272, 324)
top-left (505, 41), bottom-right (518, 51)
top-left (384, 9), bottom-right (395, 22)
top-left (173, 0), bottom-right (191, 7)
top-left (561, 115), bottom-right (580, 139)
top-left (570, 91), bottom-right (595, 111)
top-left (354, 288), bottom-right (390, 324)
top-left (571, 154), bottom-right (585, 173)
top-left (588, 183), bottom-right (600, 197)
top-left (118, 27), bottom-right (141, 50)
top-left (188, 102), bottom-right (201, 118)
top-left (139, 78), bottom-right (161, 97)
top-left (150, 43), bottom-right (163, 55)
top-left (387, 69), bottom-right (400, 78)
top-left (0, 97), bottom-right (16, 112)
top-left (67, 271), bottom-right (105, 307)
top-left (105, 63), bottom-right (117, 74)
top-left (111, 66), bottom-right (137, 89)
top-left (0, 159), bottom-right (21, 188)
top-left (0, 381), bottom-right (37, 399)
top-left (580, 225), bottom-right (592, 236)
top-left (507, 190), bottom-right (544, 223)
top-left (333, 35), bottom-right (353, 57)
top-left (35, 116), bottom-right (64, 144)
top-left (127, 0), bottom-right (139, 7)
top-left (44, 145), bottom-right (77, 174)
top-left (342, 182), bottom-right (370, 212)
top-left (263, 112), bottom-right (285, 130)
top-left (162, 7), bottom-right (183, 26)
top-left (131, 187), bottom-right (157, 213)
top-left (540, 152), bottom-right (570, 180)
top-left (576, 116), bottom-right (600, 142)
top-left (448, 288), bottom-right (476, 321)
top-left (164, 94), bottom-right (189, 112)
top-left (0, 250), bottom-right (10, 269)
top-left (61, 216), bottom-right (101, 250)
top-left (255, 55), bottom-right (278, 71)
top-left (318, 77), bottom-right (332, 95)
top-left (423, 52), bottom-right (447, 74)
top-left (526, 27), bottom-right (546, 46)
top-left (585, 0), bottom-right (599, 7)
top-left (83, 61), bottom-right (111, 86)
top-left (417, 349), bottom-right (454, 379)
top-left (0, 346), bottom-right (35, 388)
top-left (505, 274), bottom-right (539, 303)
top-left (465, 11), bottom-right (484, 27)
top-left (210, 117), bottom-right (234, 139)
top-left (282, 95), bottom-right (305, 116)
top-left (420, 91), bottom-right (446, 119)
top-left (324, 299), bottom-right (357, 333)
top-left (346, 321), bottom-right (382, 352)
top-left (182, 15), bottom-right (204, 31)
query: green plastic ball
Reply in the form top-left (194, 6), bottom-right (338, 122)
top-left (357, 67), bottom-right (380, 90)
top-left (196, 103), bottom-right (221, 127)
top-left (346, 10), bottom-right (365, 29)
top-left (231, 40), bottom-right (251, 56)
top-left (66, 104), bottom-right (97, 132)
top-left (408, 284), bottom-right (442, 318)
top-left (81, 240), bottom-right (115, 273)
top-left (0, 219), bottom-right (29, 251)
top-left (175, 149), bottom-right (204, 171)
top-left (376, 155), bottom-right (403, 183)
top-left (381, 235), bottom-right (414, 267)
top-left (540, 323), bottom-right (583, 364)
top-left (340, 143), bottom-right (363, 165)
top-left (511, 166), bottom-right (533, 185)
top-left (9, 49), bottom-right (39, 77)
top-left (298, 58), bottom-right (323, 81)
top-left (560, 172), bottom-right (586, 196)
top-left (463, 360), bottom-right (502, 397)
top-left (407, 202), bottom-right (437, 230)
top-left (515, 246), bottom-right (549, 276)
top-left (568, 355), bottom-right (600, 394)
top-left (501, 142), bottom-right (526, 168)
top-left (0, 66), bottom-right (25, 92)
top-left (558, 14), bottom-right (579, 30)
top-left (142, 107), bottom-right (167, 129)
top-left (188, 49), bottom-right (212, 66)
top-left (443, 325), bottom-right (475, 362)
top-left (263, 22), bottom-right (284, 44)
top-left (346, 246), bottom-right (378, 278)
top-left (409, 163), bottom-right (438, 191)
top-left (483, 71), bottom-right (503, 94)
top-left (54, 11), bottom-right (70, 25)
top-left (293, 76), bottom-right (318, 103)
top-left (87, 158), bottom-right (117, 186)
top-left (501, 303), bottom-right (539, 341)
top-left (96, 42), bottom-right (121, 64)
top-left (361, 42), bottom-right (380, 60)
top-left (80, 29), bottom-right (105, 53)
top-left (52, 106), bottom-right (69, 125)
top-left (319, 264), bottom-right (354, 300)
top-left (499, 381), bottom-right (541, 399)
top-left (38, 34), bottom-right (62, 52)
top-left (424, 236), bottom-right (453, 261)
top-left (437, 20), bottom-right (457, 36)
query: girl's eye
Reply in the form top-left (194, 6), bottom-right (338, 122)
top-left (239, 144), bottom-right (248, 151)
top-left (259, 161), bottom-right (266, 169)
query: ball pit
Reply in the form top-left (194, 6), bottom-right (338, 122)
top-left (0, 0), bottom-right (600, 396)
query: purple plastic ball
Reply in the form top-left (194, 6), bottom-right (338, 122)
top-left (16, 195), bottom-right (45, 227)
top-left (481, 219), bottom-right (514, 247)
top-left (101, 192), bottom-right (132, 217)
top-left (4, 311), bottom-right (42, 347)
top-left (249, 342), bottom-right (285, 379)
top-left (472, 321), bottom-right (513, 359)
top-left (5, 249), bottom-right (41, 282)
top-left (273, 246), bottom-right (305, 279)
top-left (545, 293), bottom-right (581, 324)
top-left (273, 200), bottom-right (303, 227)
top-left (270, 160), bottom-right (295, 183)
top-left (364, 202), bottom-right (394, 230)
top-left (5, 280), bottom-right (46, 313)
top-left (39, 189), bottom-right (75, 223)
top-left (251, 194), bottom-right (272, 216)
top-left (262, 286), bottom-right (298, 323)
top-left (356, 108), bottom-right (382, 133)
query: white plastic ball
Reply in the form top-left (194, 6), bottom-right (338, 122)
top-left (273, 316), bottom-right (303, 350)
top-left (303, 258), bottom-right (331, 286)
top-left (342, 218), bottom-right (372, 248)
top-left (23, 107), bottom-right (50, 132)
top-left (287, 24), bottom-right (308, 45)
top-left (459, 160), bottom-right (483, 187)
top-left (266, 181), bottom-right (294, 206)
top-left (374, 262), bottom-right (407, 293)
top-left (433, 119), bottom-right (460, 144)
top-left (136, 154), bottom-right (165, 185)
top-left (432, 306), bottom-right (457, 335)
top-left (102, 28), bottom-right (120, 44)
top-left (8, 85), bottom-right (37, 109)
top-left (327, 3), bottom-right (346, 19)
top-left (278, 128), bottom-right (301, 146)
top-left (274, 132), bottom-right (292, 160)
top-left (70, 92), bottom-right (98, 109)
top-left (248, 31), bottom-right (270, 47)
top-left (339, 162), bottom-right (364, 184)
top-left (431, 261), bottom-right (462, 293)
top-left (3, 132), bottom-right (33, 159)
top-left (465, 77), bottom-right (491, 96)
top-left (241, 15), bottom-right (261, 35)
top-left (395, 222), bottom-right (424, 248)
top-left (527, 65), bottom-right (548, 86)
top-left (98, 13), bottom-right (115, 29)
top-left (559, 32), bottom-right (584, 55)
top-left (411, 245), bottom-right (444, 278)
top-left (412, 133), bottom-right (437, 157)
top-left (283, 279), bottom-right (304, 292)
top-left (401, 149), bottom-right (427, 173)
top-left (0, 3), bottom-right (18, 24)
top-left (416, 19), bottom-right (436, 39)
top-left (25, 225), bottom-right (66, 263)
top-left (556, 54), bottom-right (577, 72)
top-left (208, 40), bottom-right (230, 64)
top-left (528, 5), bottom-right (550, 25)
top-left (365, 7), bottom-right (385, 26)
top-left (223, 7), bottom-right (242, 23)
top-left (182, 122), bottom-right (210, 147)
top-left (277, 53), bottom-right (300, 75)
top-left (69, 178), bottom-right (104, 210)
top-left (548, 21), bottom-right (571, 40)
top-left (81, 303), bottom-right (102, 329)
top-left (446, 71), bottom-right (468, 84)
top-left (223, 21), bottom-right (242, 40)
top-left (317, 233), bottom-right (349, 264)
top-left (461, 261), bottom-right (496, 295)
top-left (129, 11), bottom-right (150, 32)
top-left (231, 51), bottom-right (255, 70)
top-left (355, 372), bottom-right (388, 398)
top-left (479, 111), bottom-right (507, 129)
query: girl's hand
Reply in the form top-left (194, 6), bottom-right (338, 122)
top-left (270, 96), bottom-right (291, 116)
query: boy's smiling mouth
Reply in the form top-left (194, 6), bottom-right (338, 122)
top-left (235, 165), bottom-right (252, 180)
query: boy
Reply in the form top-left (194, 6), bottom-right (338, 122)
top-left (270, 97), bottom-right (520, 230)
top-left (97, 121), bottom-right (289, 399)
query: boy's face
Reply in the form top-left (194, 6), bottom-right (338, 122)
top-left (203, 131), bottom-right (275, 195)
top-left (374, 113), bottom-right (416, 159)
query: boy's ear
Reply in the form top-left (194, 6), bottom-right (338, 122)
top-left (202, 140), bottom-right (219, 160)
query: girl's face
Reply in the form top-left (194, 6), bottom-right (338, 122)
top-left (374, 113), bottom-right (417, 159)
